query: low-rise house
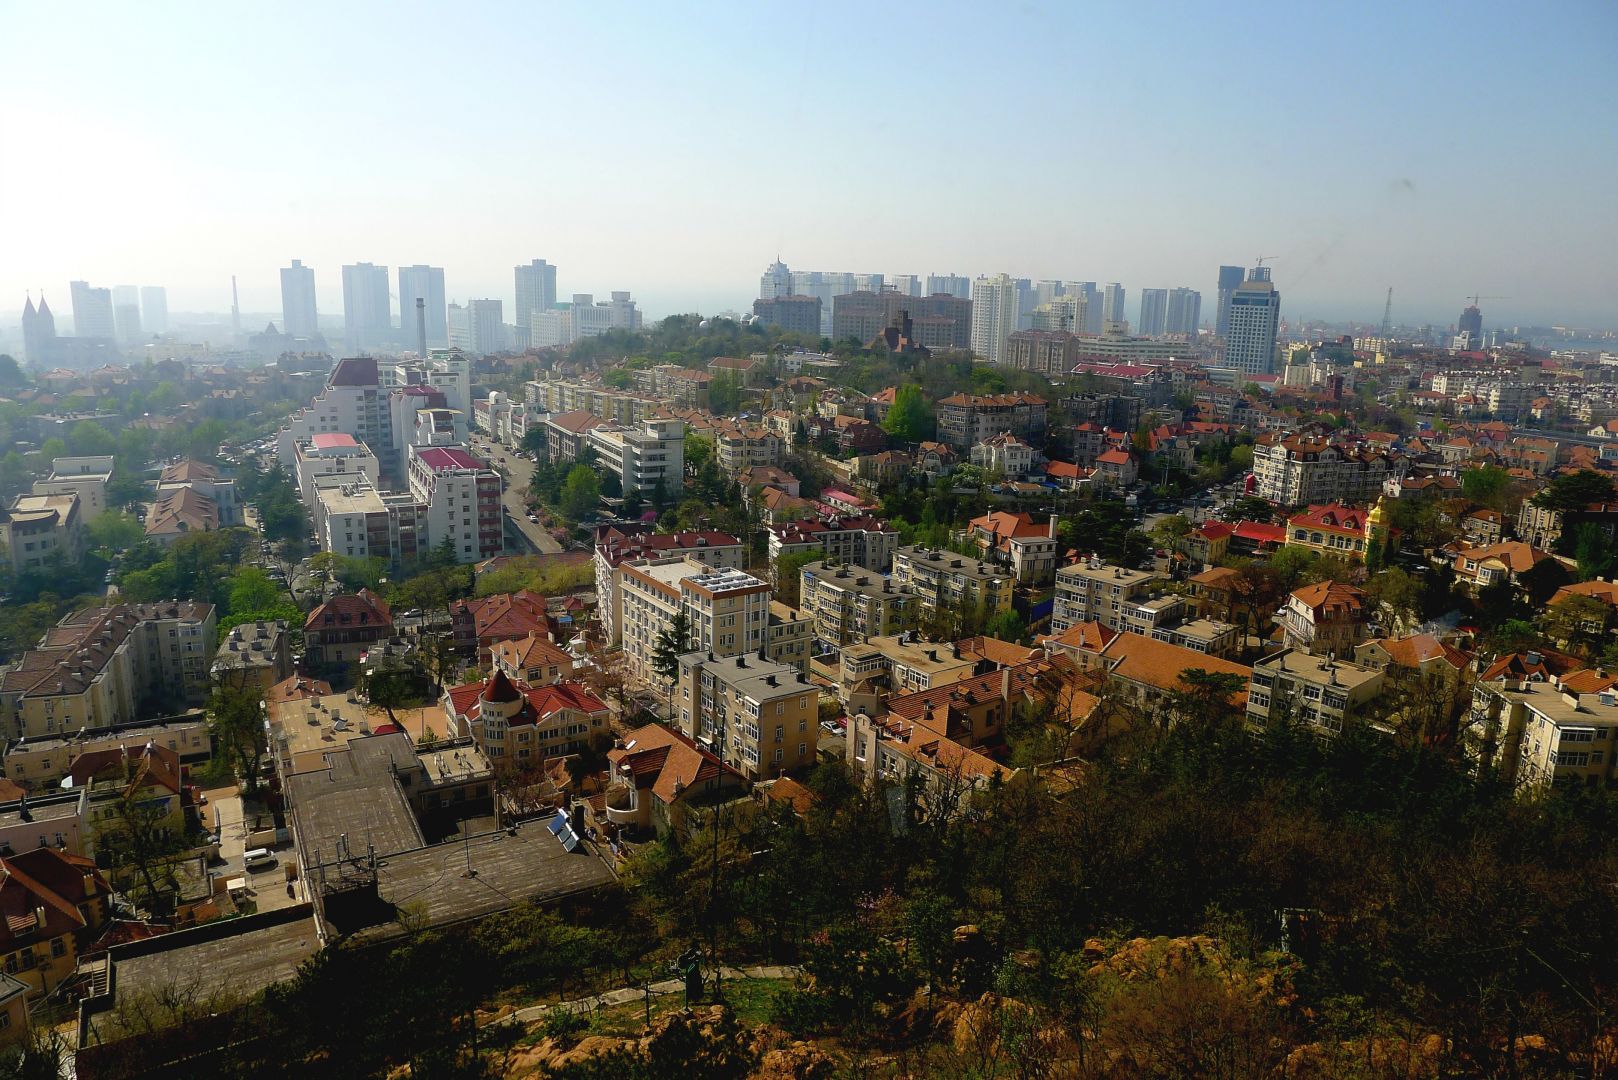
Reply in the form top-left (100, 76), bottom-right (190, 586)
top-left (304, 589), bottom-right (393, 671)
top-left (805, 413), bottom-right (886, 454)
top-left (1459, 507), bottom-right (1505, 546)
top-left (1246, 648), bottom-right (1386, 735)
top-left (1354, 633), bottom-right (1471, 685)
top-left (603, 723), bottom-right (748, 836)
top-left (738, 466), bottom-right (799, 497)
top-left (916, 442), bottom-right (958, 479)
top-left (1178, 520), bottom-right (1233, 566)
top-left (1093, 448), bottom-right (1139, 486)
top-left (1546, 579), bottom-right (1618, 635)
top-left (1450, 541), bottom-right (1565, 596)
top-left (1082, 632), bottom-right (1252, 715)
top-left (965, 511), bottom-right (1059, 584)
top-left (490, 631), bottom-right (574, 687)
top-left (1280, 581), bottom-right (1369, 657)
top-left (443, 670), bottom-right (610, 762)
top-left (1284, 501), bottom-right (1392, 564)
top-left (0, 848), bottom-right (110, 1001)
top-left (450, 590), bottom-right (550, 660)
top-left (971, 433), bottom-right (1038, 480)
top-left (69, 743), bottom-right (187, 848)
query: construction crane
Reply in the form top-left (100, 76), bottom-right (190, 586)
top-left (1465, 294), bottom-right (1507, 308)
top-left (1254, 255), bottom-right (1277, 268)
top-left (1379, 287), bottom-right (1393, 339)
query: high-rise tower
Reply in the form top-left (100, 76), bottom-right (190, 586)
top-left (1223, 267), bottom-right (1281, 375)
top-left (398, 265), bottom-right (447, 348)
top-left (342, 263), bottom-right (392, 351)
top-left (1137, 289), bottom-right (1168, 336)
top-left (970, 273), bottom-right (1019, 365)
top-left (69, 281), bottom-right (116, 340)
top-left (1215, 265), bottom-right (1245, 338)
top-left (1165, 288), bottom-right (1202, 338)
top-left (514, 259), bottom-right (558, 333)
top-left (280, 260), bottom-right (319, 339)
top-left (140, 286), bottom-right (168, 334)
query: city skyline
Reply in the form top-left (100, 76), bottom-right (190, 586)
top-left (1, 2), bottom-right (1615, 329)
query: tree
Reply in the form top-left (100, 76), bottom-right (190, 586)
top-left (68, 420), bottom-right (116, 457)
top-left (227, 567), bottom-right (283, 618)
top-left (209, 677), bottom-right (268, 798)
top-left (561, 465), bottom-right (601, 521)
top-left (1462, 465), bottom-right (1511, 510)
top-left (651, 610), bottom-right (691, 691)
top-left (519, 426), bottom-right (547, 457)
top-left (1220, 495), bottom-right (1273, 523)
top-left (881, 384), bottom-right (932, 444)
top-left (1540, 594), bottom-right (1611, 652)
top-left (1531, 470), bottom-right (1616, 515)
top-left (709, 372), bottom-right (744, 415)
top-left (983, 608), bottom-right (1027, 644)
top-left (1362, 567), bottom-right (1424, 633)
top-left (1573, 523), bottom-right (1617, 581)
top-left (1163, 670), bottom-right (1248, 728)
top-left (87, 510), bottom-right (145, 551)
top-left (774, 550), bottom-right (821, 608)
top-left (0, 354), bottom-right (24, 386)
top-left (684, 433), bottom-right (714, 476)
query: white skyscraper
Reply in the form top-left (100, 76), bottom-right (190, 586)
top-left (1137, 289), bottom-right (1168, 336)
top-left (1074, 282), bottom-right (1102, 333)
top-left (1102, 283), bottom-right (1127, 328)
top-left (1224, 267), bottom-right (1281, 375)
top-left (112, 285), bottom-right (143, 345)
top-left (970, 274), bottom-right (1019, 365)
top-left (398, 265), bottom-right (447, 348)
top-left (759, 260), bottom-right (792, 300)
top-left (514, 259), bottom-right (558, 332)
top-left (140, 286), bottom-right (168, 334)
top-left (69, 280), bottom-right (116, 340)
top-left (1165, 288), bottom-right (1202, 339)
top-left (280, 260), bottom-right (319, 340)
top-left (342, 263), bottom-right (392, 351)
top-left (889, 274), bottom-right (921, 297)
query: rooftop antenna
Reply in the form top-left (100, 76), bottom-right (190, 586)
top-left (231, 275), bottom-right (242, 338)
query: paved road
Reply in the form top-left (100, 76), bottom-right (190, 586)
top-left (494, 965), bottom-right (798, 1028)
top-left (470, 434), bottom-right (565, 555)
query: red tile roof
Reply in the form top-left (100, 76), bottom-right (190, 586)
top-left (415, 447), bottom-right (486, 471)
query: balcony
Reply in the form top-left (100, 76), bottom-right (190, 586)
top-left (604, 784), bottom-right (639, 825)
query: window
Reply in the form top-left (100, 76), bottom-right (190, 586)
top-left (774, 748), bottom-right (784, 763)
top-left (51, 937), bottom-right (66, 958)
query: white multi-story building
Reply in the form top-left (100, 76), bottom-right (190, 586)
top-left (140, 286), bottom-right (168, 334)
top-left (767, 515), bottom-right (899, 576)
top-left (278, 356), bottom-right (396, 484)
top-left (1137, 289), bottom-right (1168, 336)
top-left (531, 292), bottom-right (642, 349)
top-left (1051, 557), bottom-right (1165, 634)
top-left (1223, 267), bottom-right (1281, 375)
top-left (449, 299), bottom-right (504, 353)
top-left (1165, 288), bottom-right (1201, 338)
top-left (69, 280), bottom-right (116, 340)
top-left (397, 265), bottom-right (448, 348)
top-left (586, 417), bottom-right (685, 495)
top-left (1251, 434), bottom-right (1392, 507)
top-left (342, 262), bottom-right (392, 350)
top-left (970, 273), bottom-right (1019, 365)
top-left (617, 557), bottom-right (773, 690)
top-left (280, 260), bottom-right (319, 340)
top-left (407, 446), bottom-right (504, 565)
top-left (293, 433), bottom-right (381, 505)
top-left (594, 528), bottom-right (744, 646)
top-left (32, 456), bottom-right (114, 521)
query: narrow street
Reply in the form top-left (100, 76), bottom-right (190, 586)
top-left (471, 434), bottom-right (566, 555)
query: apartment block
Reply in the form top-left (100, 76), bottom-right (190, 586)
top-left (1, 713), bottom-right (212, 796)
top-left (586, 417), bottom-right (685, 495)
top-left (1245, 649), bottom-right (1386, 735)
top-left (676, 652), bottom-right (818, 779)
top-left (407, 446), bottom-right (504, 565)
top-left (1051, 558), bottom-right (1164, 634)
top-left (617, 558), bottom-right (773, 689)
top-left (443, 670), bottom-right (610, 763)
top-left (1469, 665), bottom-right (1618, 790)
top-left (1, 493), bottom-right (83, 576)
top-left (0, 603), bottom-right (216, 740)
top-left (892, 546), bottom-right (1015, 624)
top-left (767, 515), bottom-right (899, 576)
top-left (935, 392), bottom-right (1048, 450)
top-left (1252, 434), bottom-right (1393, 506)
top-left (31, 455), bottom-right (114, 521)
top-left (594, 527), bottom-right (744, 646)
top-left (211, 620), bottom-right (293, 694)
top-left (799, 560), bottom-right (915, 649)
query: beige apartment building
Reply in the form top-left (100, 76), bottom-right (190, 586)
top-left (0, 603), bottom-right (216, 741)
top-left (1469, 667), bottom-right (1618, 791)
top-left (1245, 649), bottom-right (1386, 735)
top-left (1050, 558), bottom-right (1164, 634)
top-left (676, 652), bottom-right (818, 779)
top-left (891, 546), bottom-right (1014, 625)
top-left (618, 558), bottom-right (774, 690)
top-left (1, 493), bottom-right (84, 576)
top-left (1, 713), bottom-right (213, 795)
top-left (211, 620), bottom-right (293, 694)
top-left (838, 634), bottom-right (977, 714)
top-left (798, 560), bottom-right (916, 650)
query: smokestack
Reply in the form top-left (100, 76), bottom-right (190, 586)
top-left (416, 297), bottom-right (428, 357)
top-left (231, 275), bottom-right (241, 338)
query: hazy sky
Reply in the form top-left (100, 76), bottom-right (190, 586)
top-left (3, 1), bottom-right (1615, 330)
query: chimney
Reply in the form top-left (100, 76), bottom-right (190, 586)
top-left (1001, 667), bottom-right (1012, 704)
top-left (416, 297), bottom-right (428, 356)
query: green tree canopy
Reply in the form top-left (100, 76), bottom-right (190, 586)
top-left (68, 420), bottom-right (116, 457)
top-left (880, 384), bottom-right (932, 443)
top-left (1531, 469), bottom-right (1616, 515)
top-left (87, 510), bottom-right (146, 552)
top-left (561, 465), bottom-right (602, 521)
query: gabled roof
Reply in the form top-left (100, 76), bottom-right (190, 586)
top-left (1454, 541), bottom-right (1555, 575)
top-left (158, 458), bottom-right (219, 484)
top-left (1479, 649), bottom-right (1583, 683)
top-left (329, 356), bottom-right (379, 387)
top-left (546, 409), bottom-right (605, 434)
top-left (1039, 620), bottom-right (1119, 654)
top-left (145, 486), bottom-right (219, 537)
top-left (415, 447), bottom-right (485, 471)
top-left (1361, 634), bottom-right (1470, 672)
top-left (491, 630), bottom-right (573, 671)
top-left (1288, 503), bottom-right (1373, 534)
top-left (1097, 632), bottom-right (1252, 701)
top-left (68, 742), bottom-right (183, 797)
top-left (1550, 579), bottom-right (1618, 609)
top-left (451, 590), bottom-right (549, 643)
top-left (306, 589), bottom-right (393, 632)
top-left (1289, 580), bottom-right (1366, 618)
top-left (608, 723), bottom-right (742, 805)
